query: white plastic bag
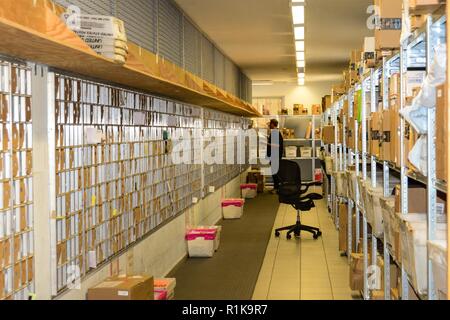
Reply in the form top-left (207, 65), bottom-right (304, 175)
top-left (400, 44), bottom-right (447, 134)
top-left (399, 104), bottom-right (428, 134)
top-left (408, 135), bottom-right (428, 176)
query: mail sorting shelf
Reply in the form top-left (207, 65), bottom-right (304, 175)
top-left (0, 58), bottom-right (34, 300)
top-left (203, 109), bottom-right (249, 197)
top-left (52, 73), bottom-right (205, 294)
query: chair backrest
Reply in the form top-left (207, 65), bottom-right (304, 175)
top-left (276, 160), bottom-right (302, 204)
top-left (277, 160), bottom-right (301, 183)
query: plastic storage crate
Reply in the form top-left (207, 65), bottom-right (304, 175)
top-left (241, 184), bottom-right (257, 199)
top-left (222, 199), bottom-right (245, 219)
top-left (285, 146), bottom-right (298, 158)
top-left (186, 229), bottom-right (218, 258)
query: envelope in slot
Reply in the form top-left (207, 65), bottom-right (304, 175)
top-left (21, 259), bottom-right (27, 285)
top-left (27, 257), bottom-right (33, 282)
top-left (14, 234), bottom-right (21, 261)
top-left (0, 270), bottom-right (4, 298)
top-left (14, 263), bottom-right (21, 290)
top-left (25, 97), bottom-right (32, 122)
top-left (11, 67), bottom-right (17, 94)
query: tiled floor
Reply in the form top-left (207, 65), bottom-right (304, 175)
top-left (253, 188), bottom-right (358, 300)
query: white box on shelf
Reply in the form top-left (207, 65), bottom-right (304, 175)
top-left (366, 186), bottom-right (384, 238)
top-left (398, 213), bottom-right (447, 295)
top-left (186, 229), bottom-right (218, 258)
top-left (300, 147), bottom-right (312, 158)
top-left (380, 197), bottom-right (396, 248)
top-left (241, 184), bottom-right (257, 199)
top-left (428, 240), bottom-right (447, 300)
top-left (222, 199), bottom-right (245, 219)
top-left (285, 146), bottom-right (298, 158)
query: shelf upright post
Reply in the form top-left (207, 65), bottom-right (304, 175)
top-left (426, 14), bottom-right (437, 301)
top-left (312, 115), bottom-right (316, 182)
top-left (355, 93), bottom-right (361, 254)
top-left (400, 36), bottom-right (410, 301)
top-left (382, 57), bottom-right (391, 300)
top-left (371, 69), bottom-right (377, 189)
top-left (361, 76), bottom-right (369, 300)
top-left (333, 103), bottom-right (339, 228)
top-left (447, 2), bottom-right (450, 301)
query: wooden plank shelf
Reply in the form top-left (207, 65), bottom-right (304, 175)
top-left (0, 0), bottom-right (260, 117)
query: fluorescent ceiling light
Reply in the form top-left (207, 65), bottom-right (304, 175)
top-left (292, 0), bottom-right (305, 3)
top-left (296, 51), bottom-right (305, 61)
top-left (292, 5), bottom-right (304, 25)
top-left (253, 81), bottom-right (274, 86)
top-left (298, 73), bottom-right (305, 78)
top-left (298, 78), bottom-right (305, 86)
top-left (294, 26), bottom-right (304, 40)
top-left (297, 60), bottom-right (305, 68)
top-left (295, 41), bottom-right (304, 51)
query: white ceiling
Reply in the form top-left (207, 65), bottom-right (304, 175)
top-left (175, 0), bottom-right (373, 86)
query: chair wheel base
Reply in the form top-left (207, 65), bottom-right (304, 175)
top-left (286, 234), bottom-right (292, 240)
top-left (275, 231), bottom-right (280, 238)
top-left (313, 231), bottom-right (323, 240)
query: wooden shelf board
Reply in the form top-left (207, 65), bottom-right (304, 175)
top-left (0, 3), bottom-right (259, 117)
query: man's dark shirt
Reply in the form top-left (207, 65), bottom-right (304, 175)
top-left (267, 130), bottom-right (284, 160)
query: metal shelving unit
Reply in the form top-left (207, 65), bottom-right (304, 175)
top-left (254, 114), bottom-right (323, 182)
top-left (324, 12), bottom-right (447, 301)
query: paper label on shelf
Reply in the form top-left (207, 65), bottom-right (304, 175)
top-left (209, 186), bottom-right (215, 193)
top-left (436, 203), bottom-right (445, 217)
top-left (117, 291), bottom-right (129, 297)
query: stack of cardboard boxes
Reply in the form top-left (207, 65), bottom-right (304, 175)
top-left (61, 13), bottom-right (129, 64)
top-left (374, 0), bottom-right (402, 60)
top-left (247, 170), bottom-right (265, 193)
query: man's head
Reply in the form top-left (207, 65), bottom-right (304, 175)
top-left (269, 119), bottom-right (279, 130)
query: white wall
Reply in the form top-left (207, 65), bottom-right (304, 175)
top-left (252, 82), bottom-right (331, 112)
top-left (54, 173), bottom-right (245, 300)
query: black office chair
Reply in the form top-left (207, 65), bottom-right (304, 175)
top-left (274, 160), bottom-right (323, 240)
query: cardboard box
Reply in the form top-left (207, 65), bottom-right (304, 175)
top-left (339, 204), bottom-right (348, 252)
top-left (247, 171), bottom-right (264, 193)
top-left (436, 83), bottom-right (447, 182)
top-left (293, 104), bottom-right (303, 115)
top-left (347, 117), bottom-right (355, 149)
top-left (311, 104), bottom-right (322, 115)
top-left (322, 95), bottom-right (332, 111)
top-left (322, 126), bottom-right (336, 144)
top-left (370, 112), bottom-right (382, 158)
top-left (350, 49), bottom-right (362, 70)
top-left (410, 15), bottom-right (427, 30)
top-left (349, 253), bottom-right (364, 291)
top-left (380, 109), bottom-right (392, 161)
top-left (389, 73), bottom-right (401, 97)
top-left (410, 0), bottom-right (443, 14)
top-left (374, 0), bottom-right (402, 50)
top-left (87, 275), bottom-right (154, 300)
top-left (394, 185), bottom-right (446, 214)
